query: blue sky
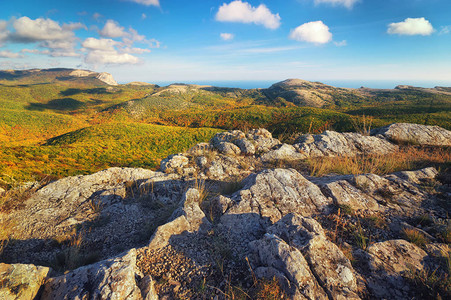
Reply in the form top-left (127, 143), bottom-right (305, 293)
top-left (0, 0), bottom-right (450, 86)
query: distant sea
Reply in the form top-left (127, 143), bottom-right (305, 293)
top-left (149, 80), bottom-right (451, 89)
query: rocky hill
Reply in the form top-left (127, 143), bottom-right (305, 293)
top-left (0, 68), bottom-right (117, 86)
top-left (0, 123), bottom-right (450, 299)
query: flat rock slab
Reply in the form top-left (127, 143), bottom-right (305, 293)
top-left (372, 123), bottom-right (451, 146)
top-left (0, 263), bottom-right (50, 300)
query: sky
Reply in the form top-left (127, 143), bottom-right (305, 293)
top-left (0, 0), bottom-right (450, 87)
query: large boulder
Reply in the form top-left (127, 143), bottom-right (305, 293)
top-left (160, 154), bottom-right (189, 172)
top-left (372, 123), bottom-right (451, 146)
top-left (249, 234), bottom-right (328, 299)
top-left (41, 249), bottom-right (155, 300)
top-left (356, 239), bottom-right (427, 299)
top-left (294, 131), bottom-right (398, 158)
top-left (260, 144), bottom-right (307, 162)
top-left (218, 169), bottom-right (332, 252)
top-left (0, 263), bottom-right (50, 300)
top-left (267, 214), bottom-right (361, 300)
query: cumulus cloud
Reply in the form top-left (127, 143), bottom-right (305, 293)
top-left (290, 21), bottom-right (332, 44)
top-left (0, 50), bottom-right (24, 58)
top-left (314, 0), bottom-right (359, 9)
top-left (6, 17), bottom-right (85, 57)
top-left (387, 17), bottom-right (434, 36)
top-left (216, 1), bottom-right (281, 29)
top-left (82, 37), bottom-right (141, 65)
top-left (100, 20), bottom-right (125, 38)
top-left (127, 0), bottom-right (160, 6)
top-left (82, 37), bottom-right (118, 51)
top-left (220, 33), bottom-right (234, 41)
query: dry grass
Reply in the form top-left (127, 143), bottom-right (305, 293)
top-left (402, 228), bottom-right (427, 248)
top-left (307, 146), bottom-right (451, 176)
top-left (351, 115), bottom-right (373, 136)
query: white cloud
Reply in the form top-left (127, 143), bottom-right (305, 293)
top-left (141, 13), bottom-right (147, 20)
top-left (334, 40), bottom-right (347, 46)
top-left (7, 17), bottom-right (84, 57)
top-left (314, 0), bottom-right (360, 9)
top-left (215, 1), bottom-right (281, 29)
top-left (122, 47), bottom-right (151, 54)
top-left (387, 18), bottom-right (434, 36)
top-left (82, 37), bottom-right (118, 51)
top-left (0, 50), bottom-right (23, 58)
top-left (11, 17), bottom-right (74, 42)
top-left (127, 0), bottom-right (160, 6)
top-left (82, 37), bottom-right (142, 65)
top-left (100, 20), bottom-right (125, 38)
top-left (220, 33), bottom-right (234, 41)
top-left (85, 50), bottom-right (140, 65)
top-left (290, 21), bottom-right (332, 45)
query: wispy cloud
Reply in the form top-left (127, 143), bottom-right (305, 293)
top-left (126, 0), bottom-right (159, 7)
top-left (334, 40), bottom-right (347, 47)
top-left (439, 25), bottom-right (450, 35)
top-left (314, 0), bottom-right (360, 9)
top-left (220, 33), bottom-right (234, 41)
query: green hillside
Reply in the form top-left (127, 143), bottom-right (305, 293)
top-left (0, 68), bottom-right (450, 185)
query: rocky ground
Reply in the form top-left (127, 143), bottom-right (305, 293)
top-left (0, 123), bottom-right (450, 299)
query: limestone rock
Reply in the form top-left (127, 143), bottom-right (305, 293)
top-left (96, 72), bottom-right (118, 86)
top-left (246, 129), bottom-right (281, 153)
top-left (210, 130), bottom-right (246, 148)
top-left (215, 141), bottom-right (241, 155)
top-left (219, 169), bottom-right (332, 250)
top-left (260, 144), bottom-right (307, 162)
top-left (42, 249), bottom-right (147, 300)
top-left (250, 234), bottom-right (328, 299)
top-left (320, 180), bottom-right (380, 211)
top-left (160, 154), bottom-right (189, 172)
top-left (0, 263), bottom-right (50, 300)
top-left (233, 138), bottom-right (256, 155)
top-left (268, 214), bottom-right (360, 300)
top-left (148, 188), bottom-right (210, 249)
top-left (372, 123), bottom-right (451, 146)
top-left (356, 239), bottom-right (427, 299)
top-left (294, 131), bottom-right (398, 158)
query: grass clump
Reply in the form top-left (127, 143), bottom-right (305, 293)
top-left (402, 228), bottom-right (427, 248)
top-left (308, 146), bottom-right (451, 177)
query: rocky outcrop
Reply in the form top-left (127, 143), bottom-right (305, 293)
top-left (356, 240), bottom-right (428, 299)
top-left (148, 188), bottom-right (210, 250)
top-left (69, 69), bottom-right (118, 85)
top-left (250, 234), bottom-right (328, 299)
top-left (96, 72), bottom-right (118, 86)
top-left (294, 131), bottom-right (398, 157)
top-left (42, 249), bottom-right (156, 300)
top-left (372, 123), bottom-right (451, 146)
top-left (0, 263), bottom-right (50, 300)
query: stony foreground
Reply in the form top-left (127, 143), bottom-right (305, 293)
top-left (0, 123), bottom-right (450, 299)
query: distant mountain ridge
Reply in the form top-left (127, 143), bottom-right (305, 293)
top-left (0, 68), bottom-right (117, 86)
top-left (1, 68), bottom-right (451, 109)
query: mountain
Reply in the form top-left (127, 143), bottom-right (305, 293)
top-left (0, 68), bottom-right (117, 86)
